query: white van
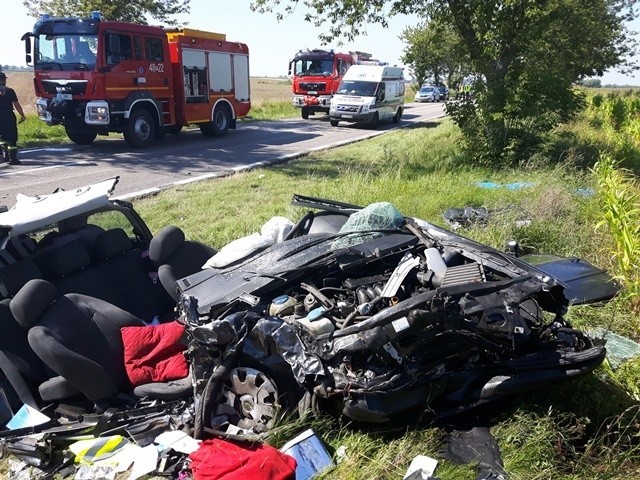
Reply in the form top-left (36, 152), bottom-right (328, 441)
top-left (329, 65), bottom-right (405, 127)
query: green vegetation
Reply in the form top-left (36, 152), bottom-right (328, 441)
top-left (246, 100), bottom-right (298, 121)
top-left (9, 78), bottom-right (640, 479)
top-left (253, 0), bottom-right (636, 164)
top-left (132, 109), bottom-right (640, 478)
top-left (18, 115), bottom-right (67, 147)
top-left (22, 0), bottom-right (189, 25)
top-left (593, 156), bottom-right (640, 312)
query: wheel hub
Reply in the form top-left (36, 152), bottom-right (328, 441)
top-left (213, 367), bottom-right (279, 434)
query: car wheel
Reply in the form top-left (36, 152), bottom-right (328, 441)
top-left (330, 119), bottom-right (339, 127)
top-left (65, 126), bottom-right (97, 145)
top-left (195, 361), bottom-right (301, 440)
top-left (370, 112), bottom-right (379, 128)
top-left (301, 107), bottom-right (310, 120)
top-left (124, 109), bottom-right (155, 148)
top-left (393, 107), bottom-right (403, 124)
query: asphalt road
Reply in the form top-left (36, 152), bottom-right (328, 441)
top-left (0, 102), bottom-right (445, 206)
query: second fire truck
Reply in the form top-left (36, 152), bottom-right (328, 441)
top-left (289, 49), bottom-right (374, 119)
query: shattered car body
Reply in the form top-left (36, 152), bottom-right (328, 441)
top-left (180, 197), bottom-right (612, 438)
top-left (0, 181), bottom-right (614, 449)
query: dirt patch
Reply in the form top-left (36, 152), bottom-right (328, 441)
top-left (5, 72), bottom-right (292, 114)
top-left (5, 71), bottom-right (36, 114)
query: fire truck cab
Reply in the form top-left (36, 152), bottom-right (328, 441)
top-left (289, 49), bottom-right (359, 119)
top-left (23, 12), bottom-right (251, 148)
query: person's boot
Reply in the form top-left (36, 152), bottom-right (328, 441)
top-left (8, 147), bottom-right (21, 165)
top-left (0, 143), bottom-right (8, 163)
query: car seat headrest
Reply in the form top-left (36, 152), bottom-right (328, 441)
top-left (0, 260), bottom-right (43, 297)
top-left (10, 279), bottom-right (58, 329)
top-left (37, 240), bottom-right (91, 278)
top-left (149, 226), bottom-right (185, 264)
top-left (95, 228), bottom-right (133, 260)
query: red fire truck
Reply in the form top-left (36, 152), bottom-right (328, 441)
top-left (22, 12), bottom-right (251, 147)
top-left (289, 49), bottom-right (373, 119)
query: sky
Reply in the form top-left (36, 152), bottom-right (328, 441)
top-left (2, 0), bottom-right (639, 85)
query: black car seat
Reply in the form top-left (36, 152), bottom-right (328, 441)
top-left (148, 226), bottom-right (216, 301)
top-left (94, 228), bottom-right (174, 322)
top-left (11, 279), bottom-right (145, 403)
top-left (10, 279), bottom-right (191, 405)
top-left (0, 260), bottom-right (62, 411)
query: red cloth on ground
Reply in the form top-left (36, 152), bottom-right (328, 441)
top-left (121, 321), bottom-right (188, 386)
top-left (189, 438), bottom-right (296, 480)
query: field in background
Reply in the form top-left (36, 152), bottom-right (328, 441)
top-left (5, 71), bottom-right (292, 114)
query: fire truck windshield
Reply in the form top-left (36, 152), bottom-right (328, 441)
top-left (36, 34), bottom-right (98, 71)
top-left (293, 59), bottom-right (334, 77)
top-left (337, 80), bottom-right (378, 97)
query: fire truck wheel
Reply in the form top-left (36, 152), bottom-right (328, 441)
top-left (65, 127), bottom-right (97, 145)
top-left (124, 109), bottom-right (156, 148)
top-left (301, 107), bottom-right (310, 120)
top-left (200, 105), bottom-right (231, 137)
top-left (330, 119), bottom-right (339, 127)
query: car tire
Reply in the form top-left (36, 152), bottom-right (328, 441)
top-left (393, 107), bottom-right (402, 124)
top-left (301, 107), bottom-right (310, 120)
top-left (195, 359), bottom-right (301, 440)
top-left (200, 104), bottom-right (231, 138)
top-left (370, 112), bottom-right (379, 128)
top-left (124, 109), bottom-right (155, 148)
top-left (65, 127), bottom-right (97, 145)
top-left (330, 119), bottom-right (339, 127)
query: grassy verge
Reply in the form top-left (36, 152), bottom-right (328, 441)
top-left (132, 119), bottom-right (640, 479)
top-left (248, 100), bottom-right (299, 120)
top-left (18, 115), bottom-right (67, 147)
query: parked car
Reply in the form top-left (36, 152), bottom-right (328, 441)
top-left (437, 85), bottom-right (449, 101)
top-left (414, 85), bottom-right (440, 102)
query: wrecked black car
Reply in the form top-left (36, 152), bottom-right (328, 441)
top-left (0, 182), bottom-right (615, 444)
top-left (179, 196), bottom-right (613, 439)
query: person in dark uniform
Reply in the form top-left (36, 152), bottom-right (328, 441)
top-left (0, 72), bottom-right (26, 166)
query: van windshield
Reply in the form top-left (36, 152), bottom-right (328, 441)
top-left (337, 80), bottom-right (377, 96)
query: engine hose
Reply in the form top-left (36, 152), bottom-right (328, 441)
top-left (300, 282), bottom-right (334, 310)
top-left (340, 310), bottom-right (360, 329)
top-left (194, 353), bottom-right (237, 439)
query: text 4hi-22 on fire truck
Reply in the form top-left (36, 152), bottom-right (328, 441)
top-left (289, 49), bottom-right (375, 120)
top-left (21, 11), bottom-right (251, 148)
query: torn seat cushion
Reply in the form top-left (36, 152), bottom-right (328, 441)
top-left (121, 321), bottom-right (188, 387)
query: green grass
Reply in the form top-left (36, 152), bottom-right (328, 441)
top-left (246, 100), bottom-right (299, 120)
top-left (130, 118), bottom-right (640, 479)
top-left (18, 115), bottom-right (68, 147)
top-left (8, 91), bottom-right (640, 479)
